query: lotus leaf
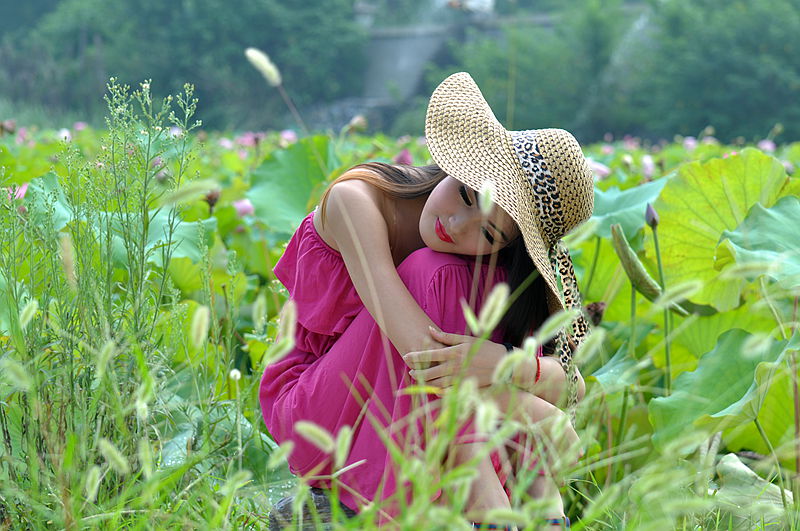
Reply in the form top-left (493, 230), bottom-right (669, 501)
top-left (247, 135), bottom-right (336, 236)
top-left (716, 195), bottom-right (800, 289)
top-left (647, 148), bottom-right (791, 311)
top-left (649, 329), bottom-right (798, 451)
top-left (592, 179), bottom-right (667, 239)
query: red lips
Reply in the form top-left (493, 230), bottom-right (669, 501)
top-left (435, 218), bottom-right (454, 243)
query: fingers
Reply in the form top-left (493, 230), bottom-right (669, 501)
top-left (428, 326), bottom-right (472, 346)
top-left (409, 362), bottom-right (454, 383)
top-left (404, 346), bottom-right (459, 367)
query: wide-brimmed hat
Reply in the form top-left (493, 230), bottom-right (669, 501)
top-left (425, 72), bottom-right (593, 386)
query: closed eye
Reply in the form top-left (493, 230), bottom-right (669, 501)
top-left (458, 185), bottom-right (472, 206)
top-left (482, 228), bottom-right (495, 245)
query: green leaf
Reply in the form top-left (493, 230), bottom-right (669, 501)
top-left (592, 179), bottom-right (667, 239)
top-left (716, 195), bottom-right (800, 289)
top-left (247, 136), bottom-right (336, 235)
top-left (591, 344), bottom-right (638, 392)
top-left (713, 453), bottom-right (792, 529)
top-left (649, 329), bottom-right (798, 451)
top-left (25, 172), bottom-right (73, 230)
top-left (647, 149), bottom-right (790, 311)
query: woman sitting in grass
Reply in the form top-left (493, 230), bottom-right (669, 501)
top-left (260, 72), bottom-right (593, 529)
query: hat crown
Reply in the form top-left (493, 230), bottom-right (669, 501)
top-left (512, 128), bottom-right (594, 247)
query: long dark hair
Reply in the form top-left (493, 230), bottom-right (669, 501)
top-left (319, 161), bottom-right (548, 346)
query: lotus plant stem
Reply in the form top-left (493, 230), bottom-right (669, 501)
top-left (611, 386), bottom-right (629, 483)
top-left (753, 417), bottom-right (789, 509)
top-left (584, 236), bottom-right (601, 296)
top-left (276, 84), bottom-right (327, 177)
top-left (651, 226), bottom-right (671, 394)
top-left (761, 277), bottom-right (788, 340)
top-left (791, 349), bottom-right (800, 510)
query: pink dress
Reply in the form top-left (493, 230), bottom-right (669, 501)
top-left (259, 211), bottom-right (522, 515)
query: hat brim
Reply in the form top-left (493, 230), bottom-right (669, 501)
top-left (425, 72), bottom-right (565, 311)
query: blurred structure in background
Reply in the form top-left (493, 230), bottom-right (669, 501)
top-left (1, 0), bottom-right (799, 143)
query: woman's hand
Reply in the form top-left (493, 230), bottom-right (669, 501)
top-left (403, 326), bottom-right (506, 388)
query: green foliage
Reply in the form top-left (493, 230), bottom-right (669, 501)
top-left (604, 0), bottom-right (800, 141)
top-left (0, 0), bottom-right (367, 129)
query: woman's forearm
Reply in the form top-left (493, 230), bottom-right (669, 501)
top-left (511, 354), bottom-right (585, 407)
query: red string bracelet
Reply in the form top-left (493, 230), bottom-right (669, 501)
top-left (534, 345), bottom-right (543, 384)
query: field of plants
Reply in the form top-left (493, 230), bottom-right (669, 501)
top-left (1, 81), bottom-right (800, 529)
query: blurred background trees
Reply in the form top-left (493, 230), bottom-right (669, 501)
top-left (1, 0), bottom-right (799, 143)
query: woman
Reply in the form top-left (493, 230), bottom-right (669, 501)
top-left (260, 72), bottom-right (593, 528)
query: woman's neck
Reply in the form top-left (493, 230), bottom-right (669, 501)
top-left (383, 193), bottom-right (428, 265)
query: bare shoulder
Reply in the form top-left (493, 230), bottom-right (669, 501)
top-left (314, 174), bottom-right (388, 251)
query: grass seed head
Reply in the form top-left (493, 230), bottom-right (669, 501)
top-left (191, 305), bottom-right (210, 348)
top-left (98, 438), bottom-right (130, 475)
top-left (293, 420), bottom-right (334, 454)
top-left (19, 299), bottom-right (38, 330)
top-left (84, 465), bottom-right (102, 503)
top-left (58, 232), bottom-right (76, 290)
top-left (245, 47), bottom-right (282, 87)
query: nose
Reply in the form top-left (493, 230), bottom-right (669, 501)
top-left (448, 210), bottom-right (481, 236)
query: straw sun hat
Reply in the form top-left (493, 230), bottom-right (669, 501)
top-left (425, 72), bottom-right (593, 396)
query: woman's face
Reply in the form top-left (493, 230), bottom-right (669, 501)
top-left (419, 176), bottom-right (520, 255)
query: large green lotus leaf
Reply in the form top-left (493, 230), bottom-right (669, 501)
top-left (720, 364), bottom-right (796, 470)
top-left (651, 300), bottom-right (775, 380)
top-left (647, 149), bottom-right (789, 311)
top-left (716, 195), bottom-right (800, 290)
top-left (649, 329), bottom-right (796, 451)
top-left (592, 179), bottom-right (668, 239)
top-left (247, 136), bottom-right (336, 236)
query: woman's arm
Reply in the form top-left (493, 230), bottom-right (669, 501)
top-left (322, 178), bottom-right (440, 355)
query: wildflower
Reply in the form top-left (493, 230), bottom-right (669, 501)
top-left (229, 368), bottom-right (242, 381)
top-left (218, 137), bottom-right (234, 149)
top-left (73, 121), bottom-right (88, 131)
top-left (15, 127), bottom-right (28, 145)
top-left (641, 154), bottom-right (655, 179)
top-left (169, 126), bottom-right (183, 138)
top-left (280, 129), bottom-right (298, 145)
top-left (587, 158), bottom-right (611, 179)
top-left (783, 160), bottom-right (795, 175)
top-left (757, 139), bottom-right (776, 153)
top-left (151, 156), bottom-right (163, 168)
top-left (245, 47), bottom-right (282, 87)
top-left (683, 136), bottom-right (697, 151)
top-left (722, 151), bottom-right (739, 159)
top-left (233, 198), bottom-right (254, 217)
top-left (621, 154), bottom-right (634, 169)
top-left (601, 144), bottom-right (614, 155)
top-left (393, 148), bottom-right (413, 166)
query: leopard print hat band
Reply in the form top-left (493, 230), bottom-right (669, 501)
top-left (425, 72), bottom-right (594, 371)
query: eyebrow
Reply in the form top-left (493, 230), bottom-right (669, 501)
top-left (473, 190), bottom-right (509, 242)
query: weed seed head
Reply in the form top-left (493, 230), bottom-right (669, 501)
top-left (245, 47), bottom-right (282, 87)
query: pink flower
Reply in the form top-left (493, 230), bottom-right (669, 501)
top-left (588, 158), bottom-right (611, 179)
top-left (233, 198), bottom-right (254, 217)
top-left (393, 148), bottom-right (413, 166)
top-left (783, 160), bottom-right (795, 174)
top-left (722, 151), bottom-right (739, 159)
top-left (603, 132), bottom-right (614, 142)
top-left (16, 127), bottom-right (28, 145)
top-left (6, 182), bottom-right (27, 201)
top-left (757, 139), bottom-right (776, 153)
top-left (601, 144), bottom-right (614, 155)
top-left (683, 136), bottom-right (697, 151)
top-left (151, 156), bottom-right (163, 168)
top-left (218, 137), bottom-right (234, 149)
top-left (280, 129), bottom-right (298, 144)
top-left (641, 154), bottom-right (655, 179)
top-left (73, 121), bottom-right (88, 132)
top-left (623, 135), bottom-right (640, 150)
